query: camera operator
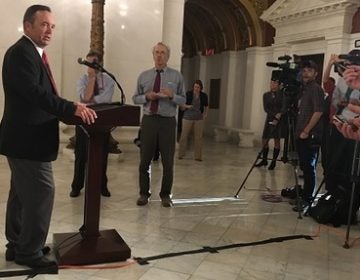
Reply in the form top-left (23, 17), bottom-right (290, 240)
top-left (293, 61), bottom-right (325, 211)
top-left (255, 75), bottom-right (285, 170)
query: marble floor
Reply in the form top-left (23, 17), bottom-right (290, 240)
top-left (0, 134), bottom-right (359, 280)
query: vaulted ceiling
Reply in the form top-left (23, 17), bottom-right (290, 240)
top-left (182, 0), bottom-right (276, 57)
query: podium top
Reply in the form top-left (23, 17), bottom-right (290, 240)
top-left (61, 103), bottom-right (140, 127)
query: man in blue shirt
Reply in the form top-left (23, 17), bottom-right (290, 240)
top-left (133, 42), bottom-right (185, 207)
top-left (70, 51), bottom-right (114, 198)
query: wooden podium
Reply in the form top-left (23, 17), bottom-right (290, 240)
top-left (53, 103), bottom-right (140, 265)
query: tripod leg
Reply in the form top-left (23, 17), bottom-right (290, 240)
top-left (234, 154), bottom-right (262, 198)
top-left (291, 160), bottom-right (302, 219)
top-left (254, 148), bottom-right (269, 167)
top-left (304, 177), bottom-right (325, 216)
top-left (343, 181), bottom-right (357, 249)
top-left (234, 138), bottom-right (272, 197)
top-left (343, 141), bottom-right (360, 249)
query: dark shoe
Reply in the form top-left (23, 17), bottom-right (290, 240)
top-left (101, 188), bottom-right (111, 197)
top-left (195, 158), bottom-right (202, 162)
top-left (153, 151), bottom-right (160, 161)
top-left (268, 161), bottom-right (276, 170)
top-left (255, 148), bottom-right (269, 167)
top-left (69, 189), bottom-right (80, 198)
top-left (134, 139), bottom-right (141, 148)
top-left (281, 185), bottom-right (303, 199)
top-left (254, 160), bottom-right (267, 167)
top-left (108, 147), bottom-right (122, 154)
top-left (136, 195), bottom-right (149, 206)
top-left (15, 256), bottom-right (57, 268)
top-left (161, 197), bottom-right (173, 208)
top-left (6, 246), bottom-right (51, 262)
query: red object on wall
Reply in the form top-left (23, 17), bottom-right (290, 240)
top-left (205, 48), bottom-right (215, 56)
top-left (352, 8), bottom-right (360, 33)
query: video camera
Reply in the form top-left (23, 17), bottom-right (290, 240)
top-left (266, 55), bottom-right (302, 94)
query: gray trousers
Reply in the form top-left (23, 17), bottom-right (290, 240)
top-left (139, 115), bottom-right (176, 198)
top-left (6, 157), bottom-right (54, 261)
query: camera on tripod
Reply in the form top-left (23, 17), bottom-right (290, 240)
top-left (266, 55), bottom-right (302, 94)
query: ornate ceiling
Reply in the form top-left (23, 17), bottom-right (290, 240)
top-left (182, 0), bottom-right (276, 57)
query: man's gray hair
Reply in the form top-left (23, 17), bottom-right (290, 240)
top-left (153, 42), bottom-right (171, 57)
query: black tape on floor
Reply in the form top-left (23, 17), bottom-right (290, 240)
top-left (134, 234), bottom-right (313, 265)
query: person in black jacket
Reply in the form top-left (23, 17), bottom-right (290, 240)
top-left (0, 5), bottom-right (96, 268)
top-left (255, 77), bottom-right (284, 170)
top-left (178, 80), bottom-right (209, 161)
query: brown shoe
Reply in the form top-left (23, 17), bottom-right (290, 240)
top-left (136, 195), bottom-right (149, 206)
top-left (161, 197), bottom-right (173, 207)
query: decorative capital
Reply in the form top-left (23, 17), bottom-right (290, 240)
top-left (262, 0), bottom-right (359, 25)
top-left (250, 0), bottom-right (268, 16)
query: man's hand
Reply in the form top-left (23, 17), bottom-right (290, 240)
top-left (334, 121), bottom-right (360, 141)
top-left (87, 67), bottom-right (97, 78)
top-left (160, 88), bottom-right (174, 99)
top-left (299, 131), bottom-right (309, 139)
top-left (329, 54), bottom-right (340, 64)
top-left (145, 91), bottom-right (160, 101)
top-left (334, 103), bottom-right (360, 140)
top-left (74, 102), bottom-right (97, 125)
top-left (343, 65), bottom-right (360, 90)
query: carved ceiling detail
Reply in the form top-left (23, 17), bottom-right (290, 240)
top-left (183, 0), bottom-right (273, 57)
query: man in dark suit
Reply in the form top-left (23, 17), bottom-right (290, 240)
top-left (0, 5), bottom-right (97, 268)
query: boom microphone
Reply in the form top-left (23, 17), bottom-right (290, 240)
top-left (278, 55), bottom-right (292, 61)
top-left (77, 58), bottom-right (102, 70)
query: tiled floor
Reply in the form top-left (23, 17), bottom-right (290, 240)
top-left (0, 135), bottom-right (359, 279)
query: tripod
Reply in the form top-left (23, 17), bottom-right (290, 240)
top-left (233, 97), bottom-right (304, 218)
top-left (281, 107), bottom-right (304, 219)
top-left (343, 140), bottom-right (360, 248)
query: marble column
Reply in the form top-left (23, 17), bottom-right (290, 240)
top-left (162, 0), bottom-right (185, 70)
top-left (242, 47), bottom-right (273, 136)
top-left (198, 53), bottom-right (207, 87)
top-left (223, 51), bottom-right (241, 128)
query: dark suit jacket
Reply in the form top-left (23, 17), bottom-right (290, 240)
top-left (0, 36), bottom-right (76, 161)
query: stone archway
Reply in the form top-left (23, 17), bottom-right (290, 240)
top-left (182, 0), bottom-right (275, 58)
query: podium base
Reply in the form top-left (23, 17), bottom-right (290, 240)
top-left (53, 229), bottom-right (131, 265)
